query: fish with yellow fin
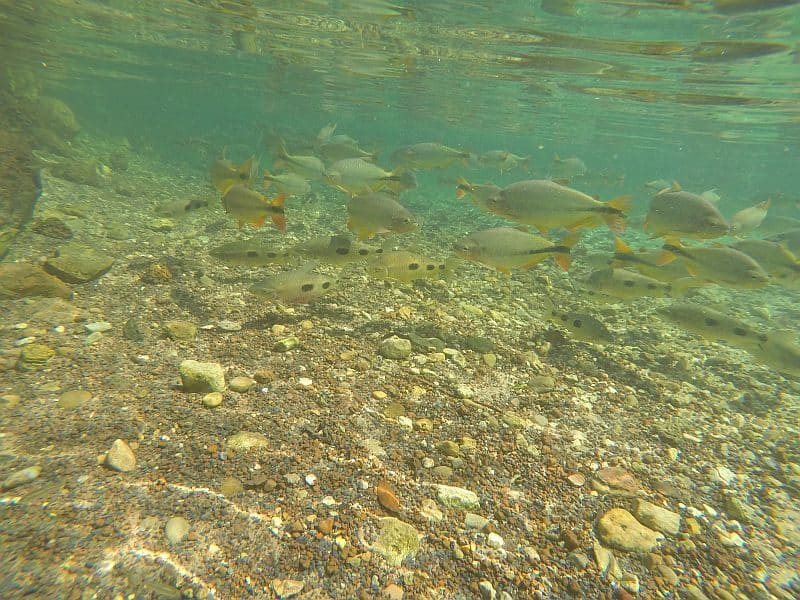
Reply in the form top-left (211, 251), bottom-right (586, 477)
top-left (368, 250), bottom-right (451, 284)
top-left (582, 267), bottom-right (695, 301)
top-left (730, 239), bottom-right (800, 287)
top-left (644, 182), bottom-right (729, 239)
top-left (611, 237), bottom-right (693, 282)
top-left (657, 238), bottom-right (769, 289)
top-left (250, 262), bottom-right (337, 304)
top-left (274, 143), bottom-right (325, 180)
top-left (210, 156), bottom-right (254, 193)
top-left (262, 169), bottom-right (311, 197)
top-left (292, 234), bottom-right (385, 265)
top-left (325, 158), bottom-right (415, 197)
top-left (455, 177), bottom-right (501, 211)
top-left (346, 192), bottom-right (418, 240)
top-left (483, 179), bottom-right (632, 234)
top-left (729, 199), bottom-right (770, 237)
top-left (541, 297), bottom-right (614, 345)
top-left (221, 184), bottom-right (286, 231)
top-left (210, 239), bottom-right (290, 266)
top-left (454, 227), bottom-right (577, 274)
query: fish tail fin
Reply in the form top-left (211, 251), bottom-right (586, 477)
top-left (603, 195), bottom-right (633, 233)
top-left (455, 176), bottom-right (471, 200)
top-left (262, 169), bottom-right (273, 189)
top-left (657, 237), bottom-right (683, 266)
top-left (455, 187), bottom-right (467, 200)
top-left (613, 235), bottom-right (633, 255)
top-left (368, 150), bottom-right (379, 162)
top-left (670, 276), bottom-right (702, 298)
top-left (759, 198), bottom-right (772, 210)
top-left (270, 193), bottom-right (286, 231)
top-left (554, 153), bottom-right (561, 163)
top-left (253, 216), bottom-right (267, 228)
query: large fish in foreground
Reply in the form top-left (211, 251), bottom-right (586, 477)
top-left (346, 192), bottom-right (418, 240)
top-left (730, 239), bottom-right (800, 287)
top-left (658, 239), bottom-right (769, 289)
top-left (611, 237), bottom-right (693, 282)
top-left (250, 263), bottom-right (337, 304)
top-left (483, 179), bottom-right (632, 234)
top-left (644, 182), bottom-right (729, 239)
top-left (454, 227), bottom-right (577, 273)
top-left (222, 185), bottom-right (286, 230)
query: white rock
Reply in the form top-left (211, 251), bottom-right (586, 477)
top-left (165, 516), bottom-right (190, 544)
top-left (634, 500), bottom-right (681, 535)
top-left (436, 484), bottom-right (480, 509)
top-left (105, 439), bottom-right (136, 472)
top-left (486, 532), bottom-right (505, 549)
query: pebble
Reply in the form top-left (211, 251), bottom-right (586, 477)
top-left (297, 377), bottom-right (313, 387)
top-left (378, 335), bottom-right (412, 360)
top-left (592, 467), bottom-right (640, 496)
top-left (465, 513), bottom-right (489, 530)
top-left (482, 353), bottom-right (496, 367)
top-left (597, 508), bottom-right (664, 552)
top-left (202, 392), bottom-right (223, 408)
top-left (165, 516), bottom-right (190, 544)
top-left (229, 376), bottom-right (255, 393)
top-left (381, 583), bottom-right (403, 600)
top-left (567, 473), bottom-right (586, 487)
top-left (435, 484), bottom-right (480, 509)
top-left (431, 466), bottom-right (453, 480)
top-left (593, 541), bottom-right (622, 579)
top-left (1, 465), bottom-right (42, 491)
top-left (486, 532), bottom-right (504, 549)
top-left (16, 343), bottom-right (55, 371)
top-left (710, 465), bottom-right (737, 486)
top-left (419, 498), bottom-right (444, 522)
top-left (227, 432), bottom-right (269, 451)
top-left (217, 320), bottom-right (241, 331)
top-left (44, 243), bottom-right (114, 283)
top-left (179, 359), bottom-right (225, 393)
top-left (305, 473), bottom-right (318, 486)
top-left (683, 584), bottom-right (710, 600)
top-left (437, 440), bottom-right (460, 457)
top-left (85, 321), bottom-right (112, 333)
top-left (478, 581), bottom-right (496, 600)
top-left (529, 375), bottom-right (556, 392)
top-left (273, 336), bottom-right (300, 352)
top-left (59, 389), bottom-right (91, 409)
top-left (105, 439), bottom-right (136, 472)
top-left (164, 320), bottom-right (198, 341)
top-left (271, 579), bottom-right (304, 599)
top-left (371, 517), bottom-right (421, 566)
top-left (397, 416), bottom-right (413, 432)
top-left (567, 551), bottom-right (591, 570)
top-left (454, 384), bottom-right (474, 399)
top-left (634, 499), bottom-right (681, 535)
top-left (85, 331), bottom-right (104, 345)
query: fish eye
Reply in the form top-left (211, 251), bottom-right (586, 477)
top-left (733, 327), bottom-right (747, 337)
top-left (704, 317), bottom-right (718, 326)
top-left (336, 248), bottom-right (349, 255)
top-left (426, 264), bottom-right (435, 271)
top-left (322, 282), bottom-right (331, 289)
top-left (572, 319), bottom-right (583, 328)
top-left (623, 280), bottom-right (635, 287)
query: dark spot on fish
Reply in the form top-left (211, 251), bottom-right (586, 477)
top-left (426, 264), bottom-right (435, 271)
top-left (239, 172), bottom-right (248, 180)
top-left (623, 280), bottom-right (635, 287)
top-left (322, 282), bottom-right (331, 289)
top-left (758, 333), bottom-right (768, 343)
top-left (572, 319), bottom-right (583, 328)
top-left (438, 264), bottom-right (446, 270)
top-left (247, 251), bottom-right (258, 257)
top-left (376, 248), bottom-right (384, 254)
top-left (267, 252), bottom-right (278, 258)
top-left (337, 248), bottom-right (350, 255)
top-left (301, 283), bottom-right (314, 292)
top-left (704, 317), bottom-right (718, 327)
top-left (358, 249), bottom-right (369, 256)
top-left (647, 283), bottom-right (657, 289)
top-left (733, 327), bottom-right (748, 337)
top-left (409, 263), bottom-right (420, 271)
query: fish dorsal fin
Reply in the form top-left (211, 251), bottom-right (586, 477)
top-left (552, 178), bottom-right (570, 186)
top-left (670, 181), bottom-right (682, 192)
top-left (758, 199), bottom-right (772, 210)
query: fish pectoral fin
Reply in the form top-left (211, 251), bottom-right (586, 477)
top-left (655, 250), bottom-right (677, 266)
top-left (614, 236), bottom-right (633, 254)
top-left (567, 216), bottom-right (599, 231)
top-left (522, 256), bottom-right (548, 270)
top-left (554, 255), bottom-right (571, 272)
top-left (253, 216), bottom-right (267, 228)
top-left (271, 214), bottom-right (286, 232)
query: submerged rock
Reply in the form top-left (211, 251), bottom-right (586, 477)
top-left (597, 508), bottom-right (664, 552)
top-left (0, 262), bottom-right (71, 299)
top-left (16, 343), bottom-right (55, 371)
top-left (30, 216), bottom-right (72, 240)
top-left (379, 335), bottom-right (412, 359)
top-left (45, 243), bottom-right (114, 283)
top-left (105, 439), bottom-right (136, 472)
top-left (370, 517), bottom-right (421, 566)
top-left (179, 359), bottom-right (225, 392)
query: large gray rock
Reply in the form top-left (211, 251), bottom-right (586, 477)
top-left (45, 242), bottom-right (114, 283)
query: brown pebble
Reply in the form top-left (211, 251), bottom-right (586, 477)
top-left (562, 529), bottom-right (580, 551)
top-left (376, 480), bottom-right (402, 513)
top-left (317, 517), bottom-right (334, 535)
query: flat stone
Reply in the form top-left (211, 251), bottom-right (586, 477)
top-left (179, 359), bottom-right (225, 392)
top-left (44, 243), bottom-right (114, 283)
top-left (165, 516), bottom-right (190, 544)
top-left (271, 579), bottom-right (304, 599)
top-left (105, 439), bottom-right (136, 472)
top-left (634, 499), bottom-right (681, 535)
top-left (59, 389), bottom-right (91, 409)
top-left (435, 484), bottom-right (480, 510)
top-left (593, 467), bottom-right (640, 496)
top-left (164, 320), bottom-right (198, 341)
top-left (0, 263), bottom-right (71, 299)
top-left (227, 431), bottom-right (269, 452)
top-left (273, 336), bottom-right (300, 352)
top-left (379, 335), bottom-right (412, 360)
top-left (370, 517), bottom-right (421, 566)
top-left (465, 513), bottom-right (489, 530)
top-left (1, 465), bottom-right (41, 491)
top-left (597, 508), bottom-right (664, 553)
top-left (16, 343), bottom-right (55, 371)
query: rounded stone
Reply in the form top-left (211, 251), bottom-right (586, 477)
top-left (164, 320), bottom-right (198, 341)
top-left (179, 359), bottom-right (225, 393)
top-left (437, 440), bottom-right (460, 457)
top-left (229, 376), bottom-right (255, 393)
top-left (165, 516), bottom-right (190, 544)
top-left (202, 392), bottom-right (223, 408)
top-left (597, 508), bottom-right (664, 552)
top-left (105, 439), bottom-right (136, 472)
top-left (378, 336), bottom-right (412, 360)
